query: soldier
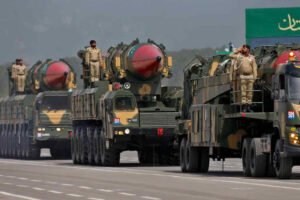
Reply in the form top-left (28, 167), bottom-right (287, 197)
top-left (229, 45), bottom-right (257, 112)
top-left (12, 58), bottom-right (27, 94)
top-left (85, 40), bottom-right (103, 85)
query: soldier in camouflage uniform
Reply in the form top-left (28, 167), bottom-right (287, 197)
top-left (85, 40), bottom-right (103, 85)
top-left (11, 58), bottom-right (27, 94)
top-left (229, 45), bottom-right (257, 112)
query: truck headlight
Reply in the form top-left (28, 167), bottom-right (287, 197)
top-left (56, 128), bottom-right (61, 132)
top-left (125, 128), bottom-right (130, 134)
top-left (289, 132), bottom-right (300, 145)
top-left (38, 128), bottom-right (45, 131)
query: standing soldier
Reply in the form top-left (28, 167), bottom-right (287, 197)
top-left (14, 58), bottom-right (27, 94)
top-left (229, 45), bottom-right (257, 112)
top-left (85, 40), bottom-right (103, 86)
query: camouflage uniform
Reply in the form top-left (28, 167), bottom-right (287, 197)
top-left (229, 52), bottom-right (257, 104)
top-left (11, 63), bottom-right (27, 93)
top-left (85, 47), bottom-right (102, 82)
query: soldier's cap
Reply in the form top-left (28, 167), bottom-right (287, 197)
top-left (90, 40), bottom-right (96, 44)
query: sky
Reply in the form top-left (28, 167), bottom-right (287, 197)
top-left (0, 0), bottom-right (299, 64)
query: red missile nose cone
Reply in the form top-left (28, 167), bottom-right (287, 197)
top-left (43, 61), bottom-right (70, 90)
top-left (273, 50), bottom-right (300, 68)
top-left (131, 44), bottom-right (163, 79)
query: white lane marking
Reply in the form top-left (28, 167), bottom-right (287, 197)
top-left (97, 189), bottom-right (113, 193)
top-left (0, 191), bottom-right (41, 200)
top-left (2, 160), bottom-right (300, 191)
top-left (18, 177), bottom-right (28, 180)
top-left (119, 192), bottom-right (136, 196)
top-left (0, 174), bottom-right (3, 176)
top-left (48, 190), bottom-right (63, 194)
top-left (32, 187), bottom-right (45, 191)
top-left (46, 181), bottom-right (57, 184)
top-left (67, 193), bottom-right (82, 197)
top-left (3, 182), bottom-right (12, 185)
top-left (61, 183), bottom-right (74, 186)
top-left (31, 179), bottom-right (42, 183)
top-left (141, 196), bottom-right (161, 200)
top-left (231, 187), bottom-right (252, 190)
top-left (79, 186), bottom-right (92, 190)
top-left (211, 179), bottom-right (300, 191)
top-left (88, 198), bottom-right (105, 200)
top-left (17, 185), bottom-right (29, 188)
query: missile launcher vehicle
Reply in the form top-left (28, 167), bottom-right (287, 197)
top-left (178, 44), bottom-right (300, 179)
top-left (71, 39), bottom-right (180, 166)
top-left (0, 59), bottom-right (76, 159)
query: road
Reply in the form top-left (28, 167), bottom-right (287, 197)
top-left (0, 150), bottom-right (300, 200)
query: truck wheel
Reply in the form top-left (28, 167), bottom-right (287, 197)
top-left (273, 140), bottom-right (292, 179)
top-left (100, 130), bottom-right (120, 166)
top-left (71, 128), bottom-right (78, 164)
top-left (250, 138), bottom-right (267, 177)
top-left (75, 129), bottom-right (81, 164)
top-left (93, 128), bottom-right (102, 166)
top-left (50, 148), bottom-right (62, 159)
top-left (80, 128), bottom-right (88, 164)
top-left (242, 138), bottom-right (251, 176)
top-left (87, 128), bottom-right (95, 165)
top-left (180, 138), bottom-right (187, 172)
top-left (184, 139), bottom-right (199, 172)
top-left (198, 147), bottom-right (209, 173)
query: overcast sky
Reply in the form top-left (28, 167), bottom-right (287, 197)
top-left (0, 0), bottom-right (299, 64)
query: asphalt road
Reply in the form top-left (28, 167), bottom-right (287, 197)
top-left (0, 150), bottom-right (300, 200)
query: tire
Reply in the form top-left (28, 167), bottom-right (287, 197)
top-left (93, 128), bottom-right (101, 165)
top-left (198, 147), bottom-right (209, 173)
top-left (180, 138), bottom-right (187, 172)
top-left (184, 139), bottom-right (199, 172)
top-left (273, 140), bottom-right (293, 179)
top-left (71, 127), bottom-right (78, 164)
top-left (138, 148), bottom-right (159, 165)
top-left (242, 138), bottom-right (251, 176)
top-left (250, 138), bottom-right (267, 177)
top-left (100, 130), bottom-right (120, 166)
top-left (87, 127), bottom-right (95, 165)
top-left (75, 128), bottom-right (81, 164)
top-left (79, 128), bottom-right (88, 164)
top-left (24, 129), bottom-right (40, 160)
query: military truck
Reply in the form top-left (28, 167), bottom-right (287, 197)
top-left (0, 59), bottom-right (76, 159)
top-left (178, 44), bottom-right (300, 179)
top-left (70, 39), bottom-right (180, 166)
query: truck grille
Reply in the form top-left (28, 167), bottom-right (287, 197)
top-left (139, 112), bottom-right (178, 128)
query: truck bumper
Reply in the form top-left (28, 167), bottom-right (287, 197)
top-left (113, 127), bottom-right (176, 148)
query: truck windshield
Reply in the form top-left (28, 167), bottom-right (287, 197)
top-left (41, 96), bottom-right (70, 110)
top-left (288, 76), bottom-right (300, 99)
top-left (115, 97), bottom-right (134, 110)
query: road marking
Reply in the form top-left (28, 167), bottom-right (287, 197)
top-left (48, 190), bottom-right (62, 194)
top-left (18, 177), bottom-right (28, 180)
top-left (97, 189), bottom-right (113, 193)
top-left (32, 187), bottom-right (45, 191)
top-left (141, 196), bottom-right (161, 200)
top-left (79, 186), bottom-right (92, 190)
top-left (0, 191), bottom-right (40, 200)
top-left (119, 192), bottom-right (136, 196)
top-left (17, 185), bottom-right (29, 188)
top-left (61, 183), bottom-right (74, 186)
top-left (31, 179), bottom-right (42, 182)
top-left (0, 174), bottom-right (3, 176)
top-left (6, 175), bottom-right (16, 178)
top-left (67, 193), bottom-right (82, 197)
top-left (88, 198), bottom-right (105, 200)
top-left (231, 187), bottom-right (253, 190)
top-left (3, 182), bottom-right (12, 185)
top-left (46, 181), bottom-right (57, 184)
top-left (2, 159), bottom-right (300, 191)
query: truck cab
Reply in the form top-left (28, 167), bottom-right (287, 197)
top-left (34, 91), bottom-right (72, 157)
